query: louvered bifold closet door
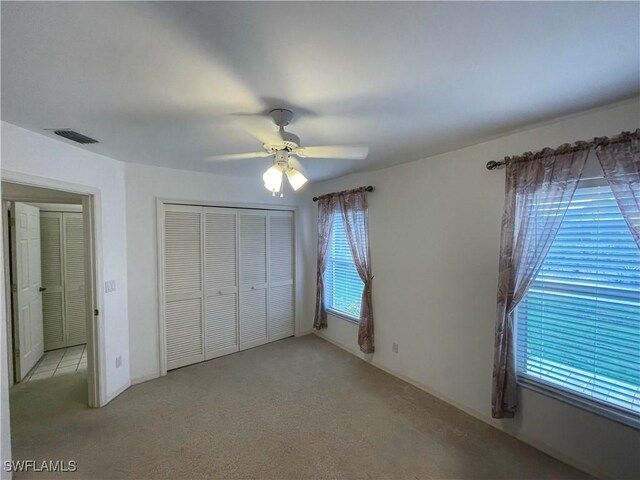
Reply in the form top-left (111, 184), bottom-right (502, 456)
top-left (204, 208), bottom-right (239, 360)
top-left (40, 212), bottom-right (66, 351)
top-left (268, 212), bottom-right (295, 341)
top-left (164, 206), bottom-right (204, 370)
top-left (239, 211), bottom-right (268, 350)
top-left (63, 213), bottom-right (87, 347)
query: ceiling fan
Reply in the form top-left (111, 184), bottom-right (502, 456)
top-left (208, 109), bottom-right (368, 197)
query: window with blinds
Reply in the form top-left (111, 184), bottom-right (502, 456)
top-left (517, 184), bottom-right (640, 423)
top-left (325, 213), bottom-right (364, 320)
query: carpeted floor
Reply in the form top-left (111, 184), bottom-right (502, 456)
top-left (10, 335), bottom-right (590, 479)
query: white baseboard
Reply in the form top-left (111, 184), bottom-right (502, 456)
top-left (295, 329), bottom-right (314, 337)
top-left (313, 331), bottom-right (602, 479)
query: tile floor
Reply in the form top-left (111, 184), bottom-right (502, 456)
top-left (24, 344), bottom-right (87, 382)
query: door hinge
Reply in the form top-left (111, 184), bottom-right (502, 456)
top-left (9, 217), bottom-right (15, 227)
top-left (94, 309), bottom-right (99, 316)
top-left (11, 284), bottom-right (17, 293)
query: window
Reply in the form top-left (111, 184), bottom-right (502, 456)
top-left (325, 213), bottom-right (364, 320)
top-left (517, 184), bottom-right (640, 424)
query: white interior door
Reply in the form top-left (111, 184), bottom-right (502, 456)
top-left (40, 212), bottom-right (66, 351)
top-left (11, 202), bottom-right (45, 380)
top-left (239, 211), bottom-right (268, 350)
top-left (63, 212), bottom-right (87, 346)
top-left (204, 208), bottom-right (239, 359)
top-left (164, 205), bottom-right (204, 370)
top-left (268, 212), bottom-right (295, 341)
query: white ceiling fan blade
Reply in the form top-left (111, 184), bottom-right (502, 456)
top-left (293, 145), bottom-right (369, 160)
top-left (230, 114), bottom-right (284, 146)
top-left (206, 151), bottom-right (272, 162)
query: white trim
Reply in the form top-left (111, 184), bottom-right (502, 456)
top-left (155, 199), bottom-right (167, 377)
top-left (2, 203), bottom-right (14, 388)
top-left (327, 309), bottom-right (360, 325)
top-left (518, 376), bottom-right (640, 430)
top-left (295, 329), bottom-right (314, 337)
top-left (28, 203), bottom-right (83, 213)
top-left (1, 170), bottom-right (103, 407)
top-left (313, 331), bottom-right (602, 480)
top-left (156, 199), bottom-right (298, 376)
top-left (157, 197), bottom-right (298, 212)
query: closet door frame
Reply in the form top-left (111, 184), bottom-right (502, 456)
top-left (157, 199), bottom-right (298, 377)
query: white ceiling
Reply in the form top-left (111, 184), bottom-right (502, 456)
top-left (2, 2), bottom-right (638, 182)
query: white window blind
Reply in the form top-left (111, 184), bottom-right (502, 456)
top-left (517, 185), bottom-right (640, 423)
top-left (325, 213), bottom-right (364, 320)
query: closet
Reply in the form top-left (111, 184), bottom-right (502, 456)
top-left (40, 211), bottom-right (87, 351)
top-left (162, 205), bottom-right (294, 371)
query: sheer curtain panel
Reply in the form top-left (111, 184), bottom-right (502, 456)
top-left (492, 147), bottom-right (589, 418)
top-left (338, 191), bottom-right (374, 353)
top-left (595, 129), bottom-right (640, 248)
top-left (313, 197), bottom-right (337, 330)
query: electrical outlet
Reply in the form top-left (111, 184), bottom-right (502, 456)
top-left (115, 355), bottom-right (122, 368)
top-left (392, 342), bottom-right (399, 354)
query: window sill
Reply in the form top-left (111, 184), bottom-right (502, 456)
top-left (326, 309), bottom-right (360, 325)
top-left (518, 375), bottom-right (640, 430)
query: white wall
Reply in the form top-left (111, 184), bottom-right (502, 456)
top-left (1, 121), bottom-right (130, 405)
top-left (301, 99), bottom-right (640, 479)
top-left (125, 163), bottom-right (305, 383)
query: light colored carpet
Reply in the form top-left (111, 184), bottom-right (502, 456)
top-left (10, 335), bottom-right (589, 479)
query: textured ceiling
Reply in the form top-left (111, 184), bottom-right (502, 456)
top-left (2, 1), bottom-right (639, 182)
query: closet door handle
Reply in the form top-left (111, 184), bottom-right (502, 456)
top-left (39, 287), bottom-right (47, 292)
top-left (218, 290), bottom-right (223, 295)
top-left (251, 286), bottom-right (255, 290)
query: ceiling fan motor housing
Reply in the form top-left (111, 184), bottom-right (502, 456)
top-left (274, 149), bottom-right (289, 166)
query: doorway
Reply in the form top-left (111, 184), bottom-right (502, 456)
top-left (2, 181), bottom-right (99, 407)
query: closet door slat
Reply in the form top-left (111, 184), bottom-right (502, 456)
top-left (63, 213), bottom-right (87, 347)
top-left (239, 212), bottom-right (268, 349)
top-left (164, 207), bottom-right (204, 370)
top-left (268, 213), bottom-right (295, 340)
top-left (204, 209), bottom-right (239, 359)
top-left (40, 212), bottom-right (66, 351)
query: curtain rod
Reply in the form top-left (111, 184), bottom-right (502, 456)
top-left (485, 129), bottom-right (639, 171)
top-left (312, 186), bottom-right (374, 202)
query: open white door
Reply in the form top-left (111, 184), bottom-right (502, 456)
top-left (11, 202), bottom-right (45, 381)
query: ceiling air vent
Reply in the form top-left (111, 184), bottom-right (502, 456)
top-left (53, 130), bottom-right (99, 144)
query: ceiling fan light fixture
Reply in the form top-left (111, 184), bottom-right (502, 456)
top-left (263, 164), bottom-right (284, 196)
top-left (286, 168), bottom-right (308, 191)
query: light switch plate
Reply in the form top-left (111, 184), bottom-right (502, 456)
top-left (104, 280), bottom-right (116, 293)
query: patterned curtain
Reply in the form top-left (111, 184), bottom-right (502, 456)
top-left (595, 129), bottom-right (640, 249)
top-left (337, 191), bottom-right (374, 353)
top-left (313, 196), bottom-right (337, 330)
top-left (492, 147), bottom-right (589, 418)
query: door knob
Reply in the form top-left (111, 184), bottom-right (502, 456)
top-left (39, 287), bottom-right (46, 292)
top-left (218, 290), bottom-right (223, 295)
top-left (251, 286), bottom-right (255, 290)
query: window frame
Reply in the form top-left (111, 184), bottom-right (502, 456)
top-left (514, 178), bottom-right (640, 429)
top-left (324, 213), bottom-right (364, 324)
